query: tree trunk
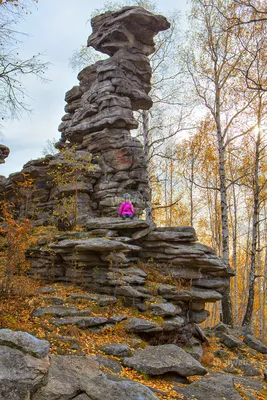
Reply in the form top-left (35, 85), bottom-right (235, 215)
top-left (142, 110), bottom-right (154, 223)
top-left (215, 97), bottom-right (233, 325)
top-left (170, 159), bottom-right (173, 227)
top-left (190, 156), bottom-right (195, 227)
top-left (229, 151), bottom-right (238, 324)
top-left (242, 103), bottom-right (261, 326)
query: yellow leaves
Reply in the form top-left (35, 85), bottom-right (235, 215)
top-left (0, 201), bottom-right (36, 267)
top-left (120, 366), bottom-right (179, 399)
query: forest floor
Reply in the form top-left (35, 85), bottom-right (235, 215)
top-left (1, 276), bottom-right (267, 400)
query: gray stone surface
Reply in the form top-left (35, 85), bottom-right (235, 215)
top-left (109, 315), bottom-right (127, 324)
top-left (80, 373), bottom-right (160, 400)
top-left (183, 339), bottom-right (204, 361)
top-left (52, 316), bottom-right (108, 328)
top-left (189, 310), bottom-right (210, 324)
top-left (125, 318), bottom-right (163, 333)
top-left (100, 343), bottom-right (132, 357)
top-left (211, 322), bottom-right (230, 336)
top-left (84, 217), bottom-right (150, 230)
top-left (234, 377), bottom-right (264, 400)
top-left (123, 344), bottom-right (207, 377)
top-left (243, 334), bottom-right (267, 354)
top-left (0, 329), bottom-right (50, 358)
top-left (214, 350), bottom-right (229, 358)
top-left (175, 374), bottom-right (243, 400)
top-left (163, 316), bottom-right (185, 331)
top-left (0, 144), bottom-right (10, 164)
top-left (88, 356), bottom-right (122, 373)
top-left (232, 359), bottom-right (261, 376)
top-left (32, 355), bottom-right (101, 399)
top-left (68, 293), bottom-right (118, 306)
top-left (220, 333), bottom-right (246, 349)
top-left (73, 394), bottom-right (91, 400)
top-left (50, 237), bottom-right (141, 253)
top-left (0, 338), bottom-right (50, 399)
top-left (149, 302), bottom-right (180, 317)
top-left (88, 6), bottom-right (170, 56)
top-left (32, 306), bottom-right (91, 318)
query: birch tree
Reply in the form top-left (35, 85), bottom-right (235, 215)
top-left (184, 0), bottom-right (257, 324)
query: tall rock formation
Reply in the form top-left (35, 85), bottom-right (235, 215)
top-left (57, 6), bottom-right (170, 216)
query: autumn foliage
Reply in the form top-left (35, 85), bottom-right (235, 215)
top-left (0, 201), bottom-right (36, 297)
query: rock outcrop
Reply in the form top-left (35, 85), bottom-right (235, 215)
top-left (0, 7), bottom-right (170, 221)
top-left (0, 329), bottom-right (50, 400)
top-left (27, 218), bottom-right (233, 344)
top-left (123, 344), bottom-right (207, 376)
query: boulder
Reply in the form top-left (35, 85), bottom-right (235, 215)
top-left (232, 359), bottom-right (261, 376)
top-left (0, 330), bottom-right (50, 400)
top-left (32, 355), bottom-right (101, 399)
top-left (100, 343), bottom-right (132, 358)
top-left (0, 144), bottom-right (10, 164)
top-left (189, 310), bottom-right (210, 324)
top-left (145, 228), bottom-right (197, 242)
top-left (174, 374), bottom-right (244, 400)
top-left (0, 329), bottom-right (49, 358)
top-left (183, 339), bottom-right (204, 361)
top-left (80, 373), bottom-right (160, 400)
top-left (123, 344), bottom-right (207, 377)
top-left (220, 333), bottom-right (246, 349)
top-left (214, 350), bottom-right (229, 359)
top-left (243, 334), bottom-right (267, 354)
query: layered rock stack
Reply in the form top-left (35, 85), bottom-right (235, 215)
top-left (28, 218), bottom-right (233, 344)
top-left (57, 6), bottom-right (170, 216)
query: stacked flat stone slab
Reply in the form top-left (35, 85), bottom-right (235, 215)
top-left (27, 218), bottom-right (233, 342)
top-left (138, 226), bottom-right (233, 323)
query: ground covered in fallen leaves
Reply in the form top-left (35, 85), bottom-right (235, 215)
top-left (1, 276), bottom-right (267, 400)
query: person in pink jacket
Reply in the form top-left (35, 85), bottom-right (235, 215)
top-left (118, 193), bottom-right (135, 219)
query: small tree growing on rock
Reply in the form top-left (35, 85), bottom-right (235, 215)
top-left (49, 146), bottom-right (95, 231)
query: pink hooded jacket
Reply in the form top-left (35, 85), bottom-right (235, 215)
top-left (118, 201), bottom-right (135, 216)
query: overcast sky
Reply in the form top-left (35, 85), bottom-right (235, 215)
top-left (1, 0), bottom-right (189, 177)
